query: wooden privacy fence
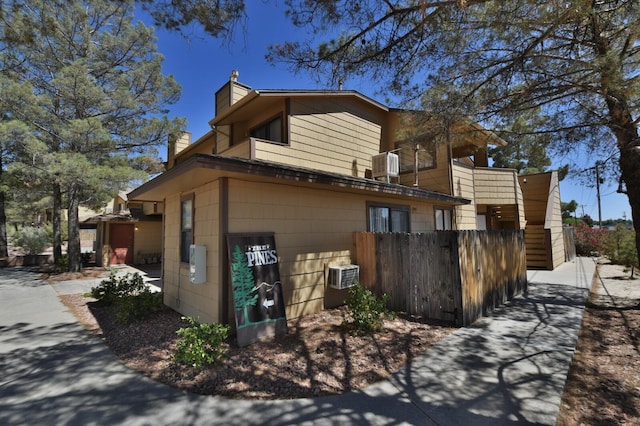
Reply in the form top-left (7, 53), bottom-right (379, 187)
top-left (563, 227), bottom-right (576, 262)
top-left (353, 230), bottom-right (527, 326)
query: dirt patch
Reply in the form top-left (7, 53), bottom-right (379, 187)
top-left (60, 294), bottom-right (455, 400)
top-left (556, 262), bottom-right (640, 425)
top-left (41, 266), bottom-right (108, 282)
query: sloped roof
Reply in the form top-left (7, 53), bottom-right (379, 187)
top-left (82, 207), bottom-right (161, 224)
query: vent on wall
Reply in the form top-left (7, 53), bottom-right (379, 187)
top-left (328, 265), bottom-right (360, 290)
top-left (372, 152), bottom-right (399, 182)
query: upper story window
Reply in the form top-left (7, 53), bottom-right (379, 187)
top-left (180, 194), bottom-right (194, 263)
top-left (396, 140), bottom-right (436, 173)
top-left (368, 203), bottom-right (410, 233)
top-left (250, 115), bottom-right (284, 144)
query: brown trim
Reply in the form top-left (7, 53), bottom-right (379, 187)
top-left (285, 98), bottom-right (291, 146)
top-left (249, 112), bottom-right (287, 145)
top-left (366, 201), bottom-right (411, 232)
top-left (129, 154), bottom-right (471, 206)
top-left (180, 193), bottom-right (194, 263)
top-left (210, 89), bottom-right (388, 127)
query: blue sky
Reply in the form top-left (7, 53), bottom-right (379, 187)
top-left (144, 2), bottom-right (631, 222)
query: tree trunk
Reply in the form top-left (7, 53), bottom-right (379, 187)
top-left (67, 182), bottom-right (82, 272)
top-left (619, 145), bottom-right (640, 268)
top-left (52, 182), bottom-right (63, 263)
top-left (0, 152), bottom-right (8, 258)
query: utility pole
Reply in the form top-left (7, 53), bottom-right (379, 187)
top-left (595, 161), bottom-right (603, 228)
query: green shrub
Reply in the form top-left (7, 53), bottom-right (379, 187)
top-left (343, 283), bottom-right (395, 332)
top-left (117, 291), bottom-right (162, 324)
top-left (174, 317), bottom-right (229, 368)
top-left (90, 272), bottom-right (161, 323)
top-left (602, 224), bottom-right (638, 271)
top-left (55, 254), bottom-right (69, 272)
top-left (15, 226), bottom-right (49, 255)
top-left (90, 272), bottom-right (146, 304)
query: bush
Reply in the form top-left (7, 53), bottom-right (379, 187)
top-left (602, 224), bottom-right (638, 270)
top-left (90, 272), bottom-right (161, 323)
top-left (574, 222), bottom-right (608, 256)
top-left (343, 283), bottom-right (395, 332)
top-left (15, 226), bottom-right (49, 255)
top-left (174, 317), bottom-right (229, 368)
top-left (117, 292), bottom-right (163, 324)
top-left (56, 255), bottom-right (69, 272)
top-left (90, 272), bottom-right (146, 304)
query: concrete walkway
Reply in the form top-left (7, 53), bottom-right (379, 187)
top-left (0, 258), bottom-right (596, 425)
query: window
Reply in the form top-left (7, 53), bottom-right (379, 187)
top-left (396, 140), bottom-right (436, 173)
top-left (368, 204), bottom-right (410, 232)
top-left (180, 195), bottom-right (194, 263)
top-left (435, 208), bottom-right (452, 231)
top-left (250, 115), bottom-right (283, 143)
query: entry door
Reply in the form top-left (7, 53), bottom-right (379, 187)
top-left (110, 224), bottom-right (134, 265)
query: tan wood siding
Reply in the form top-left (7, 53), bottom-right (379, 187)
top-left (398, 141), bottom-right (452, 194)
top-left (133, 221), bottom-right (162, 263)
top-left (451, 164), bottom-right (477, 229)
top-left (228, 179), bottom-right (364, 319)
top-left (216, 125), bottom-right (231, 152)
top-left (241, 97), bottom-right (385, 178)
top-left (231, 82), bottom-right (250, 104)
top-left (216, 86), bottom-right (230, 115)
top-left (473, 168), bottom-right (519, 205)
top-left (546, 172), bottom-right (565, 269)
top-left (159, 177), bottom-right (441, 323)
top-left (162, 182), bottom-right (222, 324)
top-left (222, 138), bottom-right (252, 158)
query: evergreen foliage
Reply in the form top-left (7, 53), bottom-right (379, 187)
top-left (230, 244), bottom-right (258, 323)
top-left (0, 0), bottom-right (184, 271)
top-left (268, 0), bottom-right (640, 265)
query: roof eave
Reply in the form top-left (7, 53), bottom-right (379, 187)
top-left (128, 154), bottom-right (470, 206)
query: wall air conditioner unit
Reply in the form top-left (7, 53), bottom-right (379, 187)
top-left (328, 265), bottom-right (360, 290)
top-left (372, 152), bottom-right (399, 182)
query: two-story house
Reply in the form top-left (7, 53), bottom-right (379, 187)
top-left (128, 72), bottom-right (559, 325)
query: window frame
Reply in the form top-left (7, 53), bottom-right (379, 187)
top-left (367, 202), bottom-right (411, 233)
top-left (434, 207), bottom-right (453, 231)
top-left (250, 113), bottom-right (286, 145)
top-left (180, 193), bottom-right (194, 263)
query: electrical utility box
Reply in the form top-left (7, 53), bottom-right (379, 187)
top-left (189, 245), bottom-right (207, 284)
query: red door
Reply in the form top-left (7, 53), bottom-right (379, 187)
top-left (109, 224), bottom-right (134, 265)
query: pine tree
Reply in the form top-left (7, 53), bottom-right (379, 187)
top-left (230, 245), bottom-right (258, 325)
top-left (0, 0), bottom-right (183, 270)
top-left (268, 0), bottom-right (640, 265)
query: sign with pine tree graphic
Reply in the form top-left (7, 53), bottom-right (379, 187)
top-left (227, 233), bottom-right (287, 347)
